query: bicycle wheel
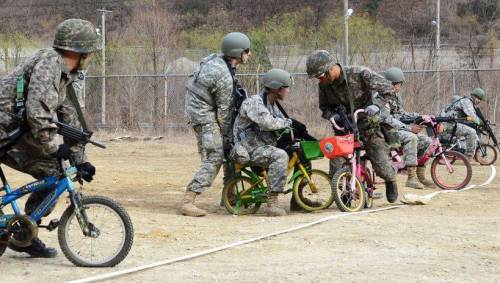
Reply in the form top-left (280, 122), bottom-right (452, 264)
top-left (332, 167), bottom-right (366, 212)
top-left (431, 151), bottom-right (472, 190)
top-left (474, 144), bottom-right (497, 166)
top-left (222, 176), bottom-right (262, 215)
top-left (58, 195), bottom-right (134, 267)
top-left (293, 169), bottom-right (333, 212)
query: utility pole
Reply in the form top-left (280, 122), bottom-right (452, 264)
top-left (435, 0), bottom-right (441, 113)
top-left (97, 9), bottom-right (112, 127)
top-left (344, 0), bottom-right (349, 65)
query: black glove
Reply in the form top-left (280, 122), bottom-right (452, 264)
top-left (76, 162), bottom-right (96, 182)
top-left (53, 144), bottom-right (71, 160)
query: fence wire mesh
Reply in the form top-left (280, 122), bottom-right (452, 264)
top-left (83, 69), bottom-right (500, 137)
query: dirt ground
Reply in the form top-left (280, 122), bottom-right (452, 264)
top-left (0, 137), bottom-right (499, 283)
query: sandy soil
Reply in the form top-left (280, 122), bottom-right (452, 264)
top-left (0, 138), bottom-right (498, 283)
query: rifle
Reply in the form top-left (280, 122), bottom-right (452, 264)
top-left (474, 107), bottom-right (499, 150)
top-left (54, 121), bottom-right (106, 149)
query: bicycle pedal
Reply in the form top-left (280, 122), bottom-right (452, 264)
top-left (40, 219), bottom-right (60, 231)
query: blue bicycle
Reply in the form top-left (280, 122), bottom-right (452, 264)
top-left (0, 123), bottom-right (133, 267)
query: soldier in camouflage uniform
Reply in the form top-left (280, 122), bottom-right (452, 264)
top-left (374, 67), bottom-right (435, 189)
top-left (0, 19), bottom-right (100, 257)
top-left (439, 88), bottom-right (484, 159)
top-left (306, 50), bottom-right (399, 203)
top-left (232, 69), bottom-right (293, 216)
top-left (180, 32), bottom-right (251, 217)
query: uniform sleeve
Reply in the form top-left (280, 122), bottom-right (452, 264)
top-left (212, 71), bottom-right (234, 143)
top-left (361, 68), bottom-right (393, 96)
top-left (25, 57), bottom-right (60, 156)
top-left (244, 98), bottom-right (292, 131)
top-left (461, 99), bottom-right (481, 125)
top-left (318, 85), bottom-right (335, 120)
top-left (373, 93), bottom-right (410, 131)
top-left (397, 94), bottom-right (420, 119)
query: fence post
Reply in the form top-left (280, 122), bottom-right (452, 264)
top-left (451, 69), bottom-right (456, 97)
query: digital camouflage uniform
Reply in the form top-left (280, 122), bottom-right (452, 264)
top-left (318, 64), bottom-right (397, 182)
top-left (0, 48), bottom-right (86, 215)
top-left (233, 93), bottom-right (291, 192)
top-left (374, 92), bottom-right (432, 166)
top-left (439, 96), bottom-right (480, 155)
top-left (185, 53), bottom-right (235, 193)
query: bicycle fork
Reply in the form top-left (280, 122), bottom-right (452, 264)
top-left (69, 190), bottom-right (99, 238)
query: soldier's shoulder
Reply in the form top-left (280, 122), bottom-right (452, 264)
top-left (344, 65), bottom-right (374, 79)
top-left (34, 48), bottom-right (63, 69)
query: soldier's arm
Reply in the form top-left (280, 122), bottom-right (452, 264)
top-left (212, 71), bottom-right (234, 143)
top-left (361, 68), bottom-right (393, 96)
top-left (58, 94), bottom-right (87, 164)
top-left (244, 98), bottom-right (292, 131)
top-left (318, 85), bottom-right (335, 120)
top-left (462, 99), bottom-right (481, 124)
top-left (373, 93), bottom-right (410, 131)
top-left (25, 57), bottom-right (60, 156)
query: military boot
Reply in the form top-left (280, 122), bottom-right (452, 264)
top-left (265, 192), bottom-right (287, 216)
top-left (178, 191), bottom-right (207, 217)
top-left (385, 181), bottom-right (398, 203)
top-left (416, 166), bottom-right (436, 188)
top-left (8, 237), bottom-right (57, 258)
top-left (405, 166), bottom-right (424, 189)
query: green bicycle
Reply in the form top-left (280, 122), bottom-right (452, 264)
top-left (222, 138), bottom-right (333, 215)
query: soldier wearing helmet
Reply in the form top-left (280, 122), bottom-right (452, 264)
top-left (374, 67), bottom-right (435, 189)
top-left (0, 19), bottom-right (100, 258)
top-left (306, 50), bottom-right (399, 203)
top-left (439, 87), bottom-right (485, 159)
top-left (231, 68), bottom-right (295, 216)
top-left (180, 32), bottom-right (252, 217)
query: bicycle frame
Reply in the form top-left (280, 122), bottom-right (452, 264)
top-left (0, 162), bottom-right (78, 230)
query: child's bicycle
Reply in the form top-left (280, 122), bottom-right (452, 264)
top-left (0, 122), bottom-right (133, 267)
top-left (320, 109), bottom-right (472, 213)
top-left (222, 130), bottom-right (333, 215)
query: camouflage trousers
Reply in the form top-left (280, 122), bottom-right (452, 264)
top-left (248, 145), bottom-right (289, 193)
top-left (1, 144), bottom-right (59, 217)
top-left (441, 122), bottom-right (478, 156)
top-left (330, 130), bottom-right (396, 182)
top-left (187, 123), bottom-right (232, 194)
top-left (398, 131), bottom-right (432, 166)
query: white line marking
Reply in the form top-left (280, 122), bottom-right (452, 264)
top-left (67, 165), bottom-right (496, 283)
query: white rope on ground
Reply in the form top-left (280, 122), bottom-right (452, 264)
top-left (67, 165), bottom-right (496, 283)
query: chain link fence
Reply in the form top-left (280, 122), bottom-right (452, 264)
top-left (83, 69), bottom-right (500, 137)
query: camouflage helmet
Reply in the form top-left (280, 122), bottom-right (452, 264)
top-left (383, 67), bottom-right (405, 83)
top-left (221, 32), bottom-right (251, 59)
top-left (262, 68), bottom-right (293, 90)
top-left (306, 50), bottom-right (336, 78)
top-left (470, 87), bottom-right (485, 100)
top-left (53, 19), bottom-right (101, 53)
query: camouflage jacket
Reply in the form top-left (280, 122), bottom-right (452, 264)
top-left (373, 92), bottom-right (420, 131)
top-left (0, 48), bottom-right (86, 162)
top-left (185, 53), bottom-right (235, 143)
top-left (233, 93), bottom-right (292, 153)
top-left (440, 96), bottom-right (481, 125)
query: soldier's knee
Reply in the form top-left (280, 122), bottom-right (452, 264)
top-left (271, 148), bottom-right (289, 165)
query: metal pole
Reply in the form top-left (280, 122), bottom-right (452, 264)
top-left (435, 0), bottom-right (441, 113)
top-left (164, 75), bottom-right (168, 123)
top-left (451, 70), bottom-right (456, 97)
top-left (97, 9), bottom-right (112, 127)
top-left (343, 0), bottom-right (349, 65)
